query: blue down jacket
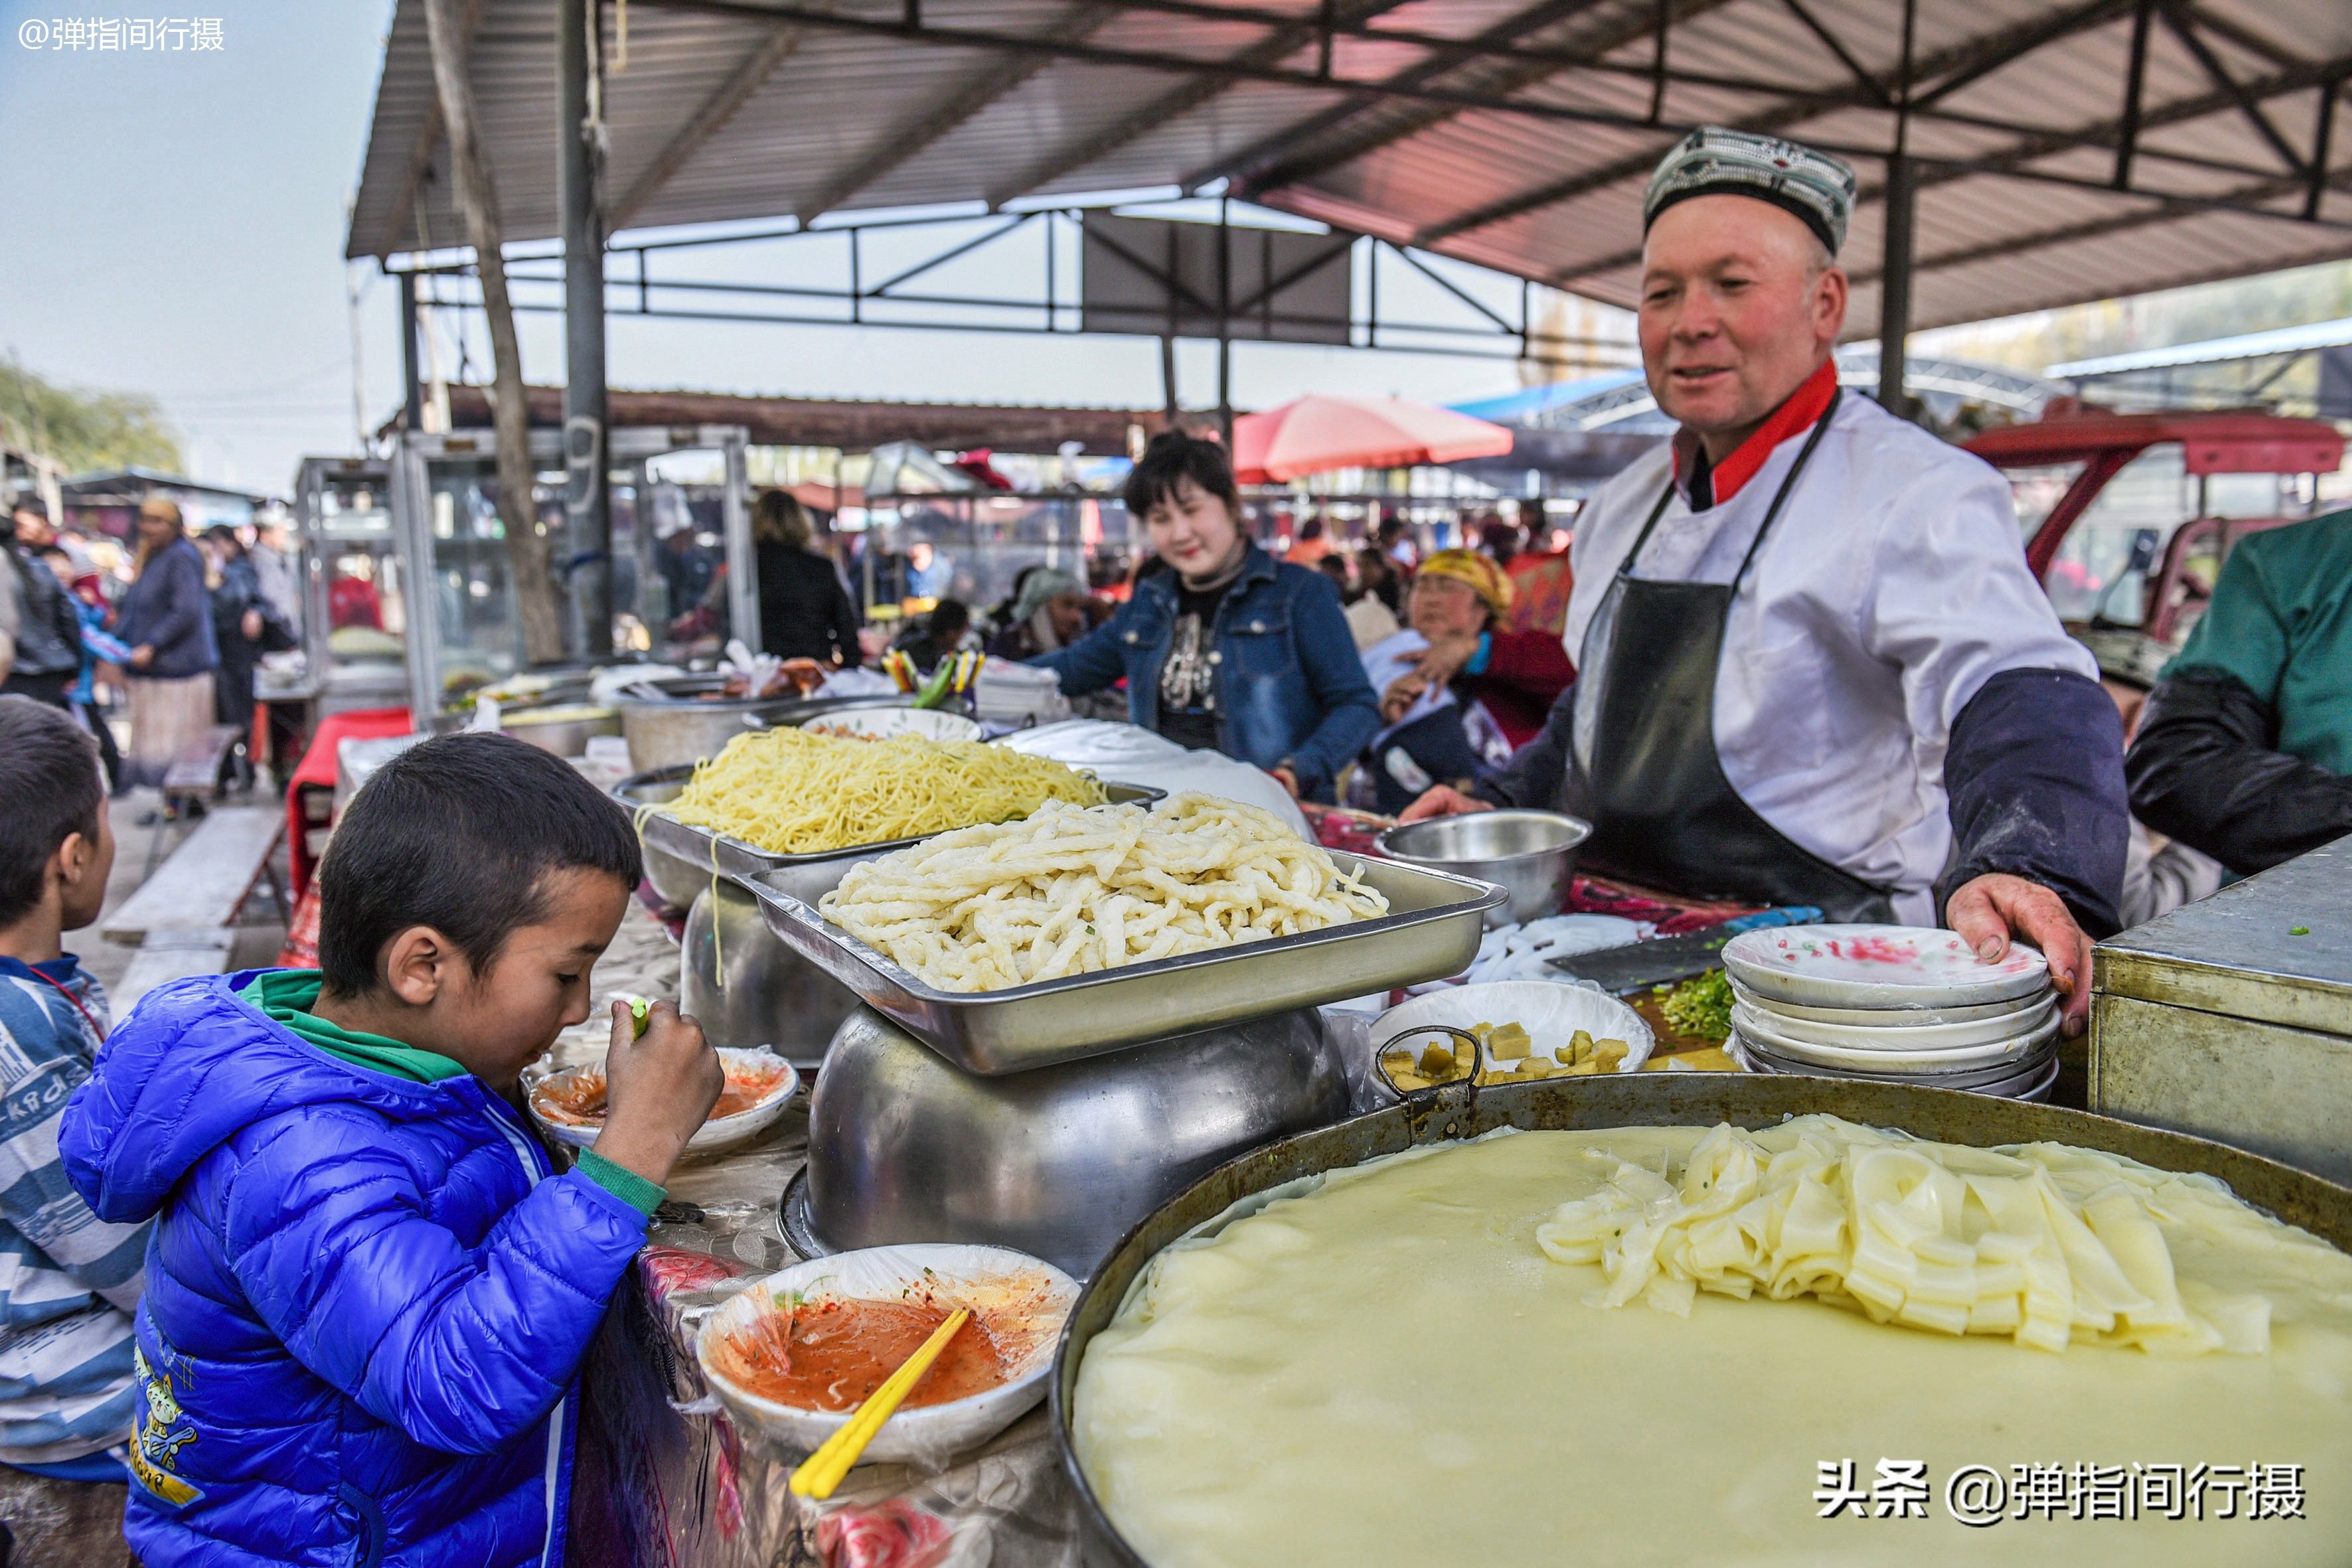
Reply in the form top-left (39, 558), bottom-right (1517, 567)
top-left (58, 973), bottom-right (652, 1567)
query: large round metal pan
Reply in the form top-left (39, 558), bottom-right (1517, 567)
top-left (1050, 1073), bottom-right (2352, 1568)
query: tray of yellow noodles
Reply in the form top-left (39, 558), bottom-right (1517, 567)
top-left (743, 793), bottom-right (1507, 1074)
top-left (1056, 1074), bottom-right (2352, 1568)
top-left (613, 726), bottom-right (1161, 905)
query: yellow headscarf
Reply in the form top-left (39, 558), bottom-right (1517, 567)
top-left (1416, 548), bottom-right (1514, 615)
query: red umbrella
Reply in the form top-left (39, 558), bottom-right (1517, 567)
top-left (1230, 394), bottom-right (1515, 483)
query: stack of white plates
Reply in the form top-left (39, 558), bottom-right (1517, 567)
top-left (1719, 925), bottom-right (2061, 1100)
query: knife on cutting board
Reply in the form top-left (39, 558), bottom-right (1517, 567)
top-left (1547, 909), bottom-right (1821, 995)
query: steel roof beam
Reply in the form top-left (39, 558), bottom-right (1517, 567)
top-left (980, 0), bottom-right (1420, 210)
top-left (1176, 0), bottom-right (1609, 195)
top-left (1409, 0), bottom-right (2138, 249)
top-left (1777, 0), bottom-right (1893, 108)
top-left (611, 23), bottom-right (808, 231)
top-left (625, 0), bottom-right (2352, 242)
top-left (1540, 40), bottom-right (2352, 281)
top-left (2156, 0), bottom-right (2310, 178)
top-left (796, 0), bottom-right (1121, 222)
top-left (1240, 0), bottom-right (1743, 200)
top-left (378, 0), bottom-right (487, 259)
top-left (1849, 162), bottom-right (2352, 285)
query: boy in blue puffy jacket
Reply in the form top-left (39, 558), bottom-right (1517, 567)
top-left (60, 733), bottom-right (724, 1567)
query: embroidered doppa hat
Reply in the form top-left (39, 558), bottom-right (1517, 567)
top-left (1642, 127), bottom-right (1858, 256)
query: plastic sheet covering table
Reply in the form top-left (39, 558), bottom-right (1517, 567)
top-left (552, 900), bottom-right (1083, 1568)
top-left (556, 854), bottom-right (1773, 1567)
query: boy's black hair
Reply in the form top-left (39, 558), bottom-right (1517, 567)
top-left (317, 732), bottom-right (643, 996)
top-left (1123, 431), bottom-right (1239, 520)
top-left (0, 696), bottom-right (105, 927)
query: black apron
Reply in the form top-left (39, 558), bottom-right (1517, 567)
top-left (1567, 392), bottom-right (1897, 922)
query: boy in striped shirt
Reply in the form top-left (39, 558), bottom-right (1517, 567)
top-left (0, 696), bottom-right (147, 1563)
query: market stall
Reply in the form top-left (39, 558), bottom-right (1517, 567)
top-left (386, 424), bottom-right (753, 726)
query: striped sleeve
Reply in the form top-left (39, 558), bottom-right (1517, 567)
top-left (0, 977), bottom-right (145, 1459)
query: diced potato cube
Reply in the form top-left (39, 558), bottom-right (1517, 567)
top-left (1553, 1046), bottom-right (1579, 1066)
top-left (1490, 1030), bottom-right (1531, 1062)
top-left (1569, 1029), bottom-right (1597, 1063)
top-left (1417, 1043), bottom-right (1456, 1078)
top-left (1591, 1038), bottom-right (1631, 1066)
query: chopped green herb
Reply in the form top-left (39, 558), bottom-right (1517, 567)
top-left (2290, 925), bottom-right (2311, 936)
top-left (1660, 969), bottom-right (1735, 1045)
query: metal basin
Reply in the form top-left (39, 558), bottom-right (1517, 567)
top-left (613, 674), bottom-right (828, 773)
top-left (682, 880), bottom-right (863, 1069)
top-left (1051, 1073), bottom-right (2352, 1567)
top-left (801, 1004), bottom-right (1349, 1279)
top-left (1376, 808), bottom-right (1591, 927)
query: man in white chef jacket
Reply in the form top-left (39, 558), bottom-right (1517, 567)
top-left (1403, 127), bottom-right (2126, 1035)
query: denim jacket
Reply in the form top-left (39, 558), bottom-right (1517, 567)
top-left (1032, 546), bottom-right (1377, 799)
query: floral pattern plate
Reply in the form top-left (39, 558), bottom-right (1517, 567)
top-left (1721, 924), bottom-right (2051, 1010)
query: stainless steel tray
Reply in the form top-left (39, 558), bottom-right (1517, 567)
top-left (745, 852), bottom-right (1507, 1075)
top-left (613, 763), bottom-right (1163, 905)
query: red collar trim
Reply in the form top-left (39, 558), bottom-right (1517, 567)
top-left (1671, 358), bottom-right (1840, 509)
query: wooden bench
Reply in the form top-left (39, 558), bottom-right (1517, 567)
top-left (110, 927), bottom-right (238, 1016)
top-left (145, 723), bottom-right (248, 876)
top-left (106, 805), bottom-right (289, 944)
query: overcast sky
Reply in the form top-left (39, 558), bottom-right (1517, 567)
top-left (0, 0), bottom-right (1593, 497)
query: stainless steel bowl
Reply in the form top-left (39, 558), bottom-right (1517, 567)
top-left (682, 880), bottom-right (863, 1069)
top-left (1375, 808), bottom-right (1591, 927)
top-left (495, 706), bottom-right (621, 759)
top-left (802, 1004), bottom-right (1350, 1279)
top-left (613, 674), bottom-right (819, 773)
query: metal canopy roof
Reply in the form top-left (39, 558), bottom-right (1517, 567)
top-left (349, 0), bottom-right (2352, 337)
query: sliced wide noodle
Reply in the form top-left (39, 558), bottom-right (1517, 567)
top-left (1533, 1115), bottom-right (2286, 1355)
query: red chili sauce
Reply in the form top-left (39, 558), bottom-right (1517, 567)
top-left (536, 1064), bottom-right (779, 1125)
top-left (717, 1296), bottom-right (1008, 1411)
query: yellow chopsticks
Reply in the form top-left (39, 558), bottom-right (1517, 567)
top-left (787, 1307), bottom-right (971, 1500)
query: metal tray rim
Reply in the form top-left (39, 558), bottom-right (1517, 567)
top-left (614, 763), bottom-right (1165, 874)
top-left (749, 849), bottom-right (1508, 1010)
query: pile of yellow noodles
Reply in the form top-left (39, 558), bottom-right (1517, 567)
top-left (660, 726), bottom-right (1107, 855)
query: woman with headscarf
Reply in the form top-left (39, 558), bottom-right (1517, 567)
top-left (1374, 548), bottom-right (1574, 751)
top-left (986, 568), bottom-right (1093, 661)
top-left (1354, 548), bottom-right (1576, 814)
top-left (751, 489), bottom-right (863, 668)
top-left (112, 496), bottom-right (219, 795)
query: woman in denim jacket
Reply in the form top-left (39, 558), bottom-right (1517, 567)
top-left (1031, 433), bottom-right (1377, 802)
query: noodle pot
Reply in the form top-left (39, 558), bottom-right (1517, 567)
top-left (798, 1005), bottom-right (1350, 1279)
top-left (1050, 1073), bottom-right (2352, 1567)
top-left (683, 880), bottom-right (864, 1070)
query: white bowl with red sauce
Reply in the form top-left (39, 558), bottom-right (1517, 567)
top-left (695, 1243), bottom-right (1079, 1466)
top-left (527, 1046), bottom-right (801, 1157)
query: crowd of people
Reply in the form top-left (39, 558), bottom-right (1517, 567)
top-left (0, 494), bottom-right (298, 813)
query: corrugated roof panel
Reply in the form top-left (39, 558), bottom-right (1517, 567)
top-left (345, 0), bottom-right (2352, 341)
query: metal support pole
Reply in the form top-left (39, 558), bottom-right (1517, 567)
top-left (400, 273), bottom-right (424, 433)
top-left (1217, 197), bottom-right (1233, 449)
top-left (560, 0), bottom-right (613, 658)
top-left (1160, 335), bottom-right (1180, 427)
top-left (1877, 154), bottom-right (1916, 418)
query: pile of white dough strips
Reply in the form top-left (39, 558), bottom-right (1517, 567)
top-left (819, 793), bottom-right (1389, 992)
top-left (1536, 1115), bottom-right (2299, 1356)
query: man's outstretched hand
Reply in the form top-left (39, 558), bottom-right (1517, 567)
top-left (1946, 873), bottom-right (2092, 1038)
top-left (1398, 785), bottom-right (1493, 824)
